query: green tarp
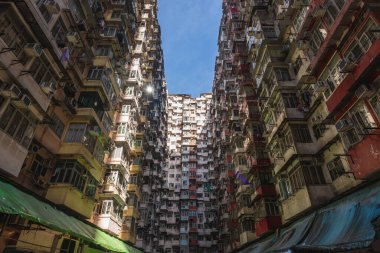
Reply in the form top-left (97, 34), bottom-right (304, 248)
top-left (0, 180), bottom-right (142, 253)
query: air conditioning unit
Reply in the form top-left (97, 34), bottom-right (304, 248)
top-left (24, 43), bottom-right (42, 57)
top-left (44, 0), bottom-right (60, 14)
top-left (13, 94), bottom-right (31, 108)
top-left (40, 82), bottom-right (55, 94)
top-left (314, 80), bottom-right (328, 92)
top-left (335, 118), bottom-right (353, 132)
top-left (67, 32), bottom-right (80, 44)
top-left (355, 85), bottom-right (375, 98)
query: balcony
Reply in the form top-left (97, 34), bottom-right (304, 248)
top-left (123, 206), bottom-right (140, 219)
top-left (0, 130), bottom-right (29, 177)
top-left (199, 241), bottom-right (212, 248)
top-left (84, 74), bottom-right (116, 108)
top-left (100, 182), bottom-right (127, 203)
top-left (57, 142), bottom-right (103, 182)
top-left (180, 239), bottom-right (188, 246)
top-left (126, 184), bottom-right (141, 199)
top-left (130, 164), bottom-right (142, 174)
top-left (281, 185), bottom-right (334, 221)
top-left (131, 145), bottom-right (143, 155)
top-left (94, 213), bottom-right (122, 236)
top-left (46, 184), bottom-right (95, 219)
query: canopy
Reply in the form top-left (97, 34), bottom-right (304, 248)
top-left (236, 181), bottom-right (380, 253)
top-left (0, 180), bottom-right (142, 253)
top-left (265, 214), bottom-right (315, 253)
top-left (240, 236), bottom-right (275, 253)
top-left (295, 182), bottom-right (380, 251)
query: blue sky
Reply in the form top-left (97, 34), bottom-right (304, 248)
top-left (157, 0), bottom-right (222, 97)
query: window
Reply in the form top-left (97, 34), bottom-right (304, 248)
top-left (102, 27), bottom-right (117, 37)
top-left (121, 105), bottom-right (130, 114)
top-left (50, 114), bottom-right (64, 138)
top-left (370, 94), bottom-right (380, 121)
top-left (340, 103), bottom-right (377, 147)
top-left (87, 67), bottom-right (104, 80)
top-left (111, 10), bottom-right (122, 19)
top-left (278, 176), bottom-right (292, 200)
top-left (0, 7), bottom-right (30, 59)
top-left (312, 123), bottom-right (327, 139)
top-left (301, 161), bottom-right (325, 185)
top-left (30, 155), bottom-right (48, 178)
top-left (265, 200), bottom-right (280, 216)
top-left (262, 25), bottom-right (277, 39)
top-left (0, 104), bottom-right (34, 148)
top-left (51, 160), bottom-right (97, 197)
top-left (324, 0), bottom-right (342, 27)
top-left (282, 93), bottom-right (299, 108)
top-left (100, 200), bottom-right (112, 214)
top-left (310, 24), bottom-right (326, 55)
top-left (327, 158), bottom-right (346, 181)
top-left (117, 123), bottom-right (128, 135)
top-left (291, 124), bottom-right (312, 143)
top-left (29, 56), bottom-right (58, 89)
top-left (289, 166), bottom-right (305, 193)
top-left (95, 45), bottom-right (113, 57)
top-left (293, 56), bottom-right (303, 76)
top-left (64, 123), bottom-right (86, 142)
top-left (275, 68), bottom-right (291, 81)
top-left (241, 220), bottom-right (253, 232)
top-left (60, 238), bottom-right (76, 253)
top-left (52, 19), bottom-right (67, 47)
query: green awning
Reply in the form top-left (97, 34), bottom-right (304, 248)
top-left (0, 180), bottom-right (142, 253)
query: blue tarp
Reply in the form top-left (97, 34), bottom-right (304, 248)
top-left (237, 181), bottom-right (380, 253)
top-left (295, 182), bottom-right (380, 251)
top-left (265, 214), bottom-right (315, 253)
top-left (240, 236), bottom-right (275, 253)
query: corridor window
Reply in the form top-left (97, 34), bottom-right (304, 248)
top-left (291, 124), bottom-right (312, 143)
top-left (0, 6), bottom-right (30, 58)
top-left (30, 155), bottom-right (48, 178)
top-left (121, 105), bottom-right (130, 114)
top-left (327, 158), bottom-right (346, 181)
top-left (87, 67), bottom-right (104, 80)
top-left (50, 114), bottom-right (64, 138)
top-left (52, 19), bottom-right (67, 46)
top-left (282, 93), bottom-right (299, 108)
top-left (50, 160), bottom-right (96, 196)
top-left (0, 104), bottom-right (35, 148)
top-left (274, 68), bottom-right (291, 81)
top-left (29, 56), bottom-right (58, 88)
top-left (64, 123), bottom-right (86, 142)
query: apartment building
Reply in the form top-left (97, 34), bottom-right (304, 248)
top-left (163, 94), bottom-right (218, 253)
top-left (0, 0), bottom-right (164, 252)
top-left (212, 0), bottom-right (380, 253)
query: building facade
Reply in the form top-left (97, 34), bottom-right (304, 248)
top-left (0, 0), bottom-right (165, 252)
top-left (212, 0), bottom-right (380, 253)
top-left (163, 94), bottom-right (219, 253)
